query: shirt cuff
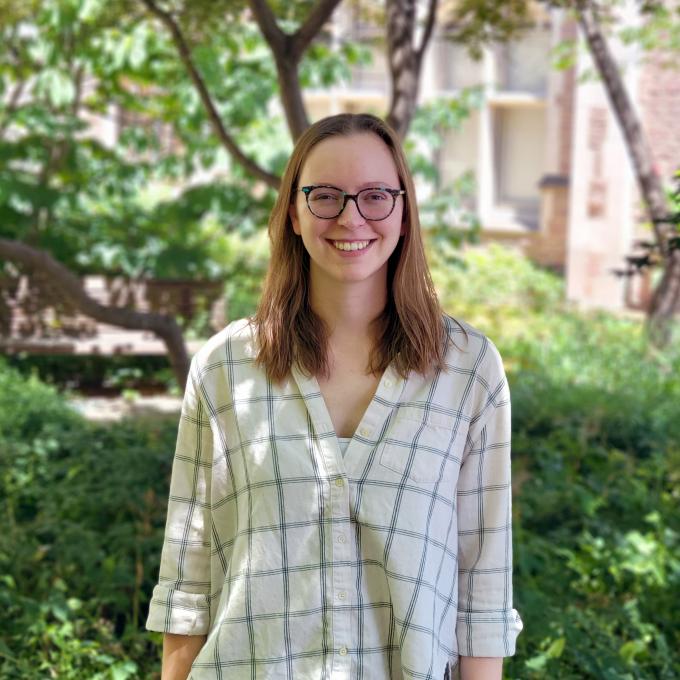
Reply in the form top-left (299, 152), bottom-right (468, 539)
top-left (456, 608), bottom-right (524, 657)
top-left (145, 584), bottom-right (211, 635)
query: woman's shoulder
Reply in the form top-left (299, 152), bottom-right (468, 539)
top-left (441, 313), bottom-right (506, 378)
top-left (190, 318), bottom-right (257, 371)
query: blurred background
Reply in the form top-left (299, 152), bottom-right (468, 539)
top-left (1, 0), bottom-right (679, 678)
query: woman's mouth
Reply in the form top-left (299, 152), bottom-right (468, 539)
top-left (329, 239), bottom-right (374, 251)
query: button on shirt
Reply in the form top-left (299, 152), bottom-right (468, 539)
top-left (146, 315), bottom-right (523, 679)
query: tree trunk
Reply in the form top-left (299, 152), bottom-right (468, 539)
top-left (0, 239), bottom-right (191, 388)
top-left (386, 0), bottom-right (439, 138)
top-left (575, 1), bottom-right (677, 340)
top-left (248, 0), bottom-right (344, 141)
top-left (276, 52), bottom-right (310, 141)
top-left (648, 248), bottom-right (680, 344)
top-left (386, 0), bottom-right (419, 139)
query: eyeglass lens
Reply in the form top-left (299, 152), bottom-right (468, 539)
top-left (306, 187), bottom-right (396, 220)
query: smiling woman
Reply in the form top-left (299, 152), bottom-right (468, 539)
top-left (146, 113), bottom-right (523, 680)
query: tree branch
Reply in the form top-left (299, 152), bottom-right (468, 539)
top-left (576, 2), bottom-right (670, 249)
top-left (246, 0), bottom-right (305, 139)
top-left (248, 0), bottom-right (287, 55)
top-left (386, 0), bottom-right (420, 138)
top-left (141, 0), bottom-right (280, 188)
top-left (247, 0), bottom-right (342, 140)
top-left (0, 79), bottom-right (27, 140)
top-left (291, 0), bottom-right (344, 60)
top-left (0, 238), bottom-right (190, 387)
top-left (416, 0), bottom-right (439, 70)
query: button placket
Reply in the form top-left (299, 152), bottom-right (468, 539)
top-left (330, 453), bottom-right (353, 674)
top-left (289, 364), bottom-right (354, 671)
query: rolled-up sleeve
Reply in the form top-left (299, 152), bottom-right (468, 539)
top-left (146, 359), bottom-right (213, 635)
top-left (456, 343), bottom-right (523, 656)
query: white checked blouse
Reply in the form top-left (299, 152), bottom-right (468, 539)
top-left (146, 315), bottom-right (523, 679)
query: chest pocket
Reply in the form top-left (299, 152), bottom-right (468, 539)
top-left (378, 417), bottom-right (468, 484)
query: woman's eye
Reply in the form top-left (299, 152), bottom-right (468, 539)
top-left (311, 192), bottom-right (338, 201)
top-left (365, 192), bottom-right (388, 201)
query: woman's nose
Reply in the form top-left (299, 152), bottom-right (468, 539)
top-left (337, 197), bottom-right (365, 227)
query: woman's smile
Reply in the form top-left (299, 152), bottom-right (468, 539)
top-left (328, 238), bottom-right (377, 253)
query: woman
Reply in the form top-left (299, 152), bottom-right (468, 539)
top-left (146, 113), bottom-right (523, 680)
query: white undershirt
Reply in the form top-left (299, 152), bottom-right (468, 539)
top-left (337, 437), bottom-right (351, 457)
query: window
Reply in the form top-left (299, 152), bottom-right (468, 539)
top-left (496, 25), bottom-right (551, 95)
top-left (433, 38), bottom-right (484, 91)
top-left (493, 106), bottom-right (546, 228)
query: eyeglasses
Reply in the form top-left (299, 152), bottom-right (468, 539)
top-left (299, 184), bottom-right (406, 221)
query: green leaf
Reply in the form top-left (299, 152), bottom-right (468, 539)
top-left (110, 660), bottom-right (138, 680)
top-left (40, 68), bottom-right (76, 107)
top-left (546, 636), bottom-right (566, 658)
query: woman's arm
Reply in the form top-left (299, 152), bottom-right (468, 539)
top-left (161, 633), bottom-right (207, 680)
top-left (459, 656), bottom-right (503, 680)
top-left (146, 359), bottom-right (214, 654)
top-left (455, 341), bottom-right (523, 663)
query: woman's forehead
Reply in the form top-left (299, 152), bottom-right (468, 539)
top-left (298, 132), bottom-right (400, 186)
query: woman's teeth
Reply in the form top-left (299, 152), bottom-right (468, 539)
top-left (332, 240), bottom-right (371, 251)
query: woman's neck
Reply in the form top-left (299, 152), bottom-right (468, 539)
top-left (309, 276), bottom-right (387, 348)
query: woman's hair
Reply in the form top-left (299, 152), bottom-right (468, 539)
top-left (253, 112), bottom-right (446, 382)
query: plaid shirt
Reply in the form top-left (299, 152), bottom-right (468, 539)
top-left (146, 316), bottom-right (523, 679)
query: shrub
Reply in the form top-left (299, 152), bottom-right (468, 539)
top-left (0, 360), bottom-right (175, 678)
top-left (429, 245), bottom-right (680, 678)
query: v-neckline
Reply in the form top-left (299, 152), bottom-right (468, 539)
top-left (290, 362), bottom-right (405, 466)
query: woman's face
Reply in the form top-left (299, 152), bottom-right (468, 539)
top-left (289, 132), bottom-right (405, 291)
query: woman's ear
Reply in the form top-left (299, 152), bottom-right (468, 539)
top-left (289, 202), bottom-right (301, 235)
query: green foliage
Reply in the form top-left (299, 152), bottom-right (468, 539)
top-left (0, 359), bottom-right (176, 678)
top-left (220, 228), bottom-right (270, 320)
top-left (300, 40), bottom-right (372, 89)
top-left (432, 245), bottom-right (680, 679)
top-left (1, 0), bottom-right (366, 280)
top-left (443, 0), bottom-right (534, 59)
top-left (620, 2), bottom-right (680, 67)
top-left (5, 353), bottom-right (176, 392)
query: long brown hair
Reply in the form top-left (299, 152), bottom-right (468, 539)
top-left (253, 113), bottom-right (446, 382)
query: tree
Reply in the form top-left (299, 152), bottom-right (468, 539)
top-left (0, 0), bottom-right (290, 385)
top-left (1, 0), bottom-right (448, 387)
top-left (140, 0), bottom-right (442, 167)
top-left (0, 0), bottom-right (277, 385)
top-left (0, 238), bottom-right (190, 384)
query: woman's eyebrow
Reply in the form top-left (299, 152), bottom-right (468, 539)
top-left (306, 181), bottom-right (399, 189)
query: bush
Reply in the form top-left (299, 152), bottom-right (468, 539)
top-left (4, 354), bottom-right (176, 394)
top-left (430, 244), bottom-right (680, 678)
top-left (0, 360), bottom-right (175, 678)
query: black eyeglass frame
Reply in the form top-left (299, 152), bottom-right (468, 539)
top-left (299, 184), bottom-right (406, 221)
